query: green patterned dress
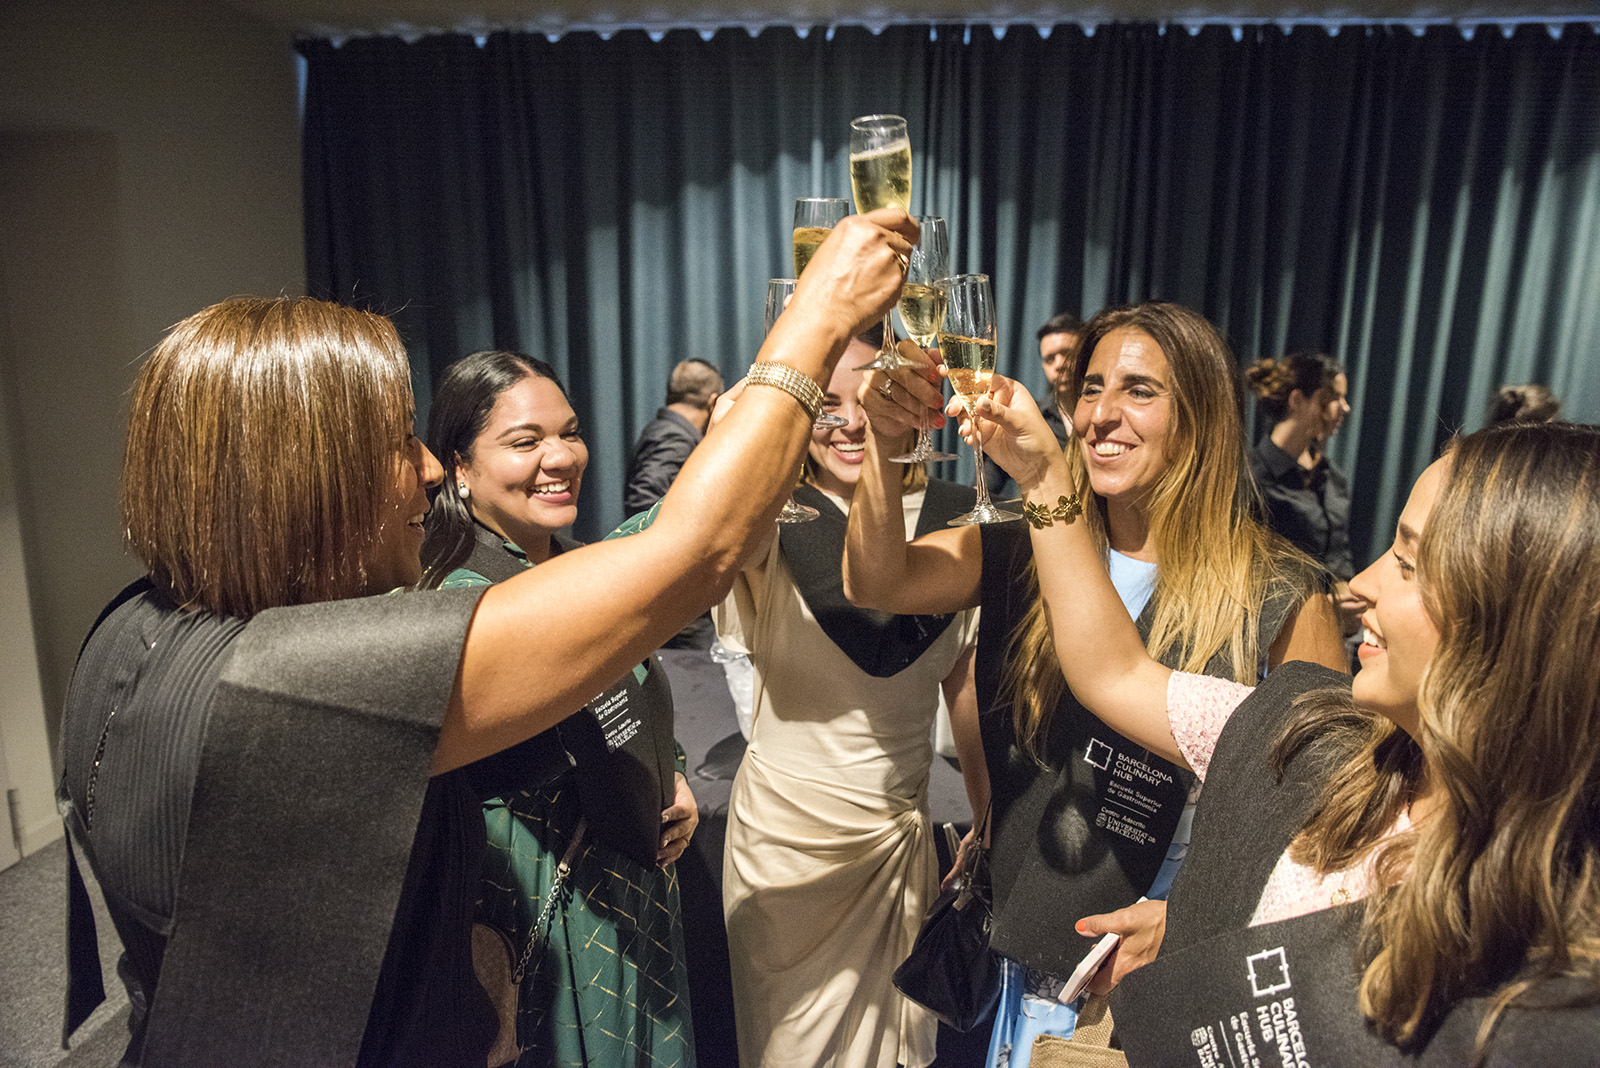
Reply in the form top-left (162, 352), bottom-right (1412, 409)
top-left (444, 530), bottom-right (694, 1068)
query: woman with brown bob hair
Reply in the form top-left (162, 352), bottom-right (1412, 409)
top-left (57, 206), bottom-right (913, 1068)
top-left (844, 300), bottom-right (1345, 1066)
top-left (961, 386), bottom-right (1600, 1061)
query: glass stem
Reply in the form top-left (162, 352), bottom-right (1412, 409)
top-left (881, 314), bottom-right (895, 360)
top-left (968, 400), bottom-right (996, 508)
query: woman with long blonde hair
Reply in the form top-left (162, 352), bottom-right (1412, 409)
top-left (962, 383), bottom-right (1600, 1061)
top-left (844, 300), bottom-right (1346, 1065)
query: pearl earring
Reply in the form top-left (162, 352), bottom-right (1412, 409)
top-left (457, 482), bottom-right (469, 499)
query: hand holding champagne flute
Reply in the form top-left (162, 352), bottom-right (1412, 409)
top-left (849, 114), bottom-right (914, 372)
top-left (941, 274), bottom-right (1022, 525)
top-left (891, 216), bottom-right (958, 463)
top-left (764, 278), bottom-right (821, 523)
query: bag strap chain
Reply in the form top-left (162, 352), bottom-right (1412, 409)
top-left (511, 816), bottom-right (588, 986)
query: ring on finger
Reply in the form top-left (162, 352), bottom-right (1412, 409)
top-left (877, 380), bottom-right (895, 399)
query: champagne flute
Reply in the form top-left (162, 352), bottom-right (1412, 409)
top-left (890, 216), bottom-right (958, 464)
top-left (793, 198), bottom-right (849, 279)
top-left (763, 278), bottom-right (820, 523)
top-left (768, 277), bottom-right (845, 430)
top-left (942, 274), bottom-right (1023, 525)
top-left (848, 114), bottom-right (914, 373)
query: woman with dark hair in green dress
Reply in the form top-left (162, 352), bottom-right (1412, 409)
top-left (421, 350), bottom-right (698, 1068)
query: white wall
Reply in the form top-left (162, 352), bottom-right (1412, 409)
top-left (0, 0), bottom-right (305, 854)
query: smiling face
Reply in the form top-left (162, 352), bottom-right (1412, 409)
top-left (807, 340), bottom-right (872, 499)
top-left (457, 375), bottom-right (587, 554)
top-left (369, 432), bottom-right (444, 594)
top-left (1072, 327), bottom-right (1175, 513)
top-left (1350, 458), bottom-right (1446, 736)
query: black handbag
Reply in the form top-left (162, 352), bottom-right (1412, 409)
top-left (893, 807), bottom-right (1001, 1032)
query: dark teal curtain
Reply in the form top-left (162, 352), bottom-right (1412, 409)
top-left (300, 24), bottom-right (1600, 549)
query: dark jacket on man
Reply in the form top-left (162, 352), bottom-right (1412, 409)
top-left (623, 408), bottom-right (703, 515)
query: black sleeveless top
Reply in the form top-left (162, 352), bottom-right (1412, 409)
top-left (974, 522), bottom-right (1311, 977)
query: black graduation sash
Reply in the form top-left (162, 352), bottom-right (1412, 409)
top-left (1111, 662), bottom-right (1391, 1066)
top-left (1113, 661), bottom-right (1600, 1065)
top-left (1115, 901), bottom-right (1390, 1066)
top-left (461, 524), bottom-right (674, 868)
top-left (975, 522), bottom-right (1193, 977)
top-left (140, 589), bottom-right (485, 1068)
top-left (781, 478), bottom-right (976, 677)
top-left (560, 655), bottom-right (678, 868)
top-left (456, 527), bottom-right (578, 798)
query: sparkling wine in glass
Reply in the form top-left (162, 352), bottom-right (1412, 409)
top-left (849, 114), bottom-right (914, 373)
top-left (942, 274), bottom-right (1023, 525)
top-left (793, 198), bottom-right (849, 279)
top-left (891, 216), bottom-right (958, 464)
top-left (763, 278), bottom-right (820, 523)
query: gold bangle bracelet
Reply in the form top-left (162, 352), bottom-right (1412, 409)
top-left (1022, 493), bottom-right (1084, 529)
top-left (746, 361), bottom-right (824, 423)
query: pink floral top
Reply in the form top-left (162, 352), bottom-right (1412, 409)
top-left (1166, 672), bottom-right (1407, 926)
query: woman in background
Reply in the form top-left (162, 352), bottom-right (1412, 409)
top-left (1246, 352), bottom-right (1363, 638)
top-left (964, 378), bottom-right (1600, 1063)
top-left (420, 350), bottom-right (698, 1067)
top-left (717, 330), bottom-right (984, 1068)
top-left (845, 301), bottom-right (1346, 1068)
top-left (1485, 382), bottom-right (1561, 425)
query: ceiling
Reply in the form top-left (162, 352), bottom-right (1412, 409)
top-left (220, 0), bottom-right (1600, 39)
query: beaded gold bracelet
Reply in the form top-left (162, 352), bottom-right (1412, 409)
top-left (1022, 493), bottom-right (1084, 529)
top-left (746, 361), bottom-right (824, 423)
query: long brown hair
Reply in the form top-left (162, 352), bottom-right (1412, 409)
top-left (1003, 301), bottom-right (1316, 757)
top-left (122, 297), bottom-right (413, 618)
top-left (1278, 423), bottom-right (1600, 1051)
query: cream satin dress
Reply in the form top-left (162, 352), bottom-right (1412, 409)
top-left (716, 488), bottom-right (980, 1068)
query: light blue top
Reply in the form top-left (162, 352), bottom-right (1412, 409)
top-left (1107, 549), bottom-right (1158, 621)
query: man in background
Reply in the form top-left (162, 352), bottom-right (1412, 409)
top-left (985, 312), bottom-right (1082, 496)
top-left (624, 358), bottom-right (724, 514)
top-left (1035, 310), bottom-right (1083, 447)
top-left (624, 358), bottom-right (723, 648)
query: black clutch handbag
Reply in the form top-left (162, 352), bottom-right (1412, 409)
top-left (893, 810), bottom-right (1001, 1032)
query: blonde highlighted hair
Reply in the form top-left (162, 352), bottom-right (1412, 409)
top-left (122, 296), bottom-right (414, 618)
top-left (1003, 301), bottom-right (1317, 757)
top-left (1277, 423), bottom-right (1600, 1053)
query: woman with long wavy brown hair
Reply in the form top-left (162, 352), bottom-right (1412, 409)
top-left (844, 300), bottom-right (1346, 1066)
top-left (962, 382), bottom-right (1600, 1061)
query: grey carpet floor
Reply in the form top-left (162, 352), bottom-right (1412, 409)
top-left (0, 835), bottom-right (129, 1068)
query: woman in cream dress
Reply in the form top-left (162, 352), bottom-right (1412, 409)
top-left (718, 337), bottom-right (983, 1068)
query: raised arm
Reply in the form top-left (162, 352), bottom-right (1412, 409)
top-left (433, 210), bottom-right (916, 772)
top-left (841, 350), bottom-right (982, 614)
top-left (959, 376), bottom-right (1183, 767)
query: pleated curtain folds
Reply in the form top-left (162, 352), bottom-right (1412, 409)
top-left (301, 23), bottom-right (1600, 553)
